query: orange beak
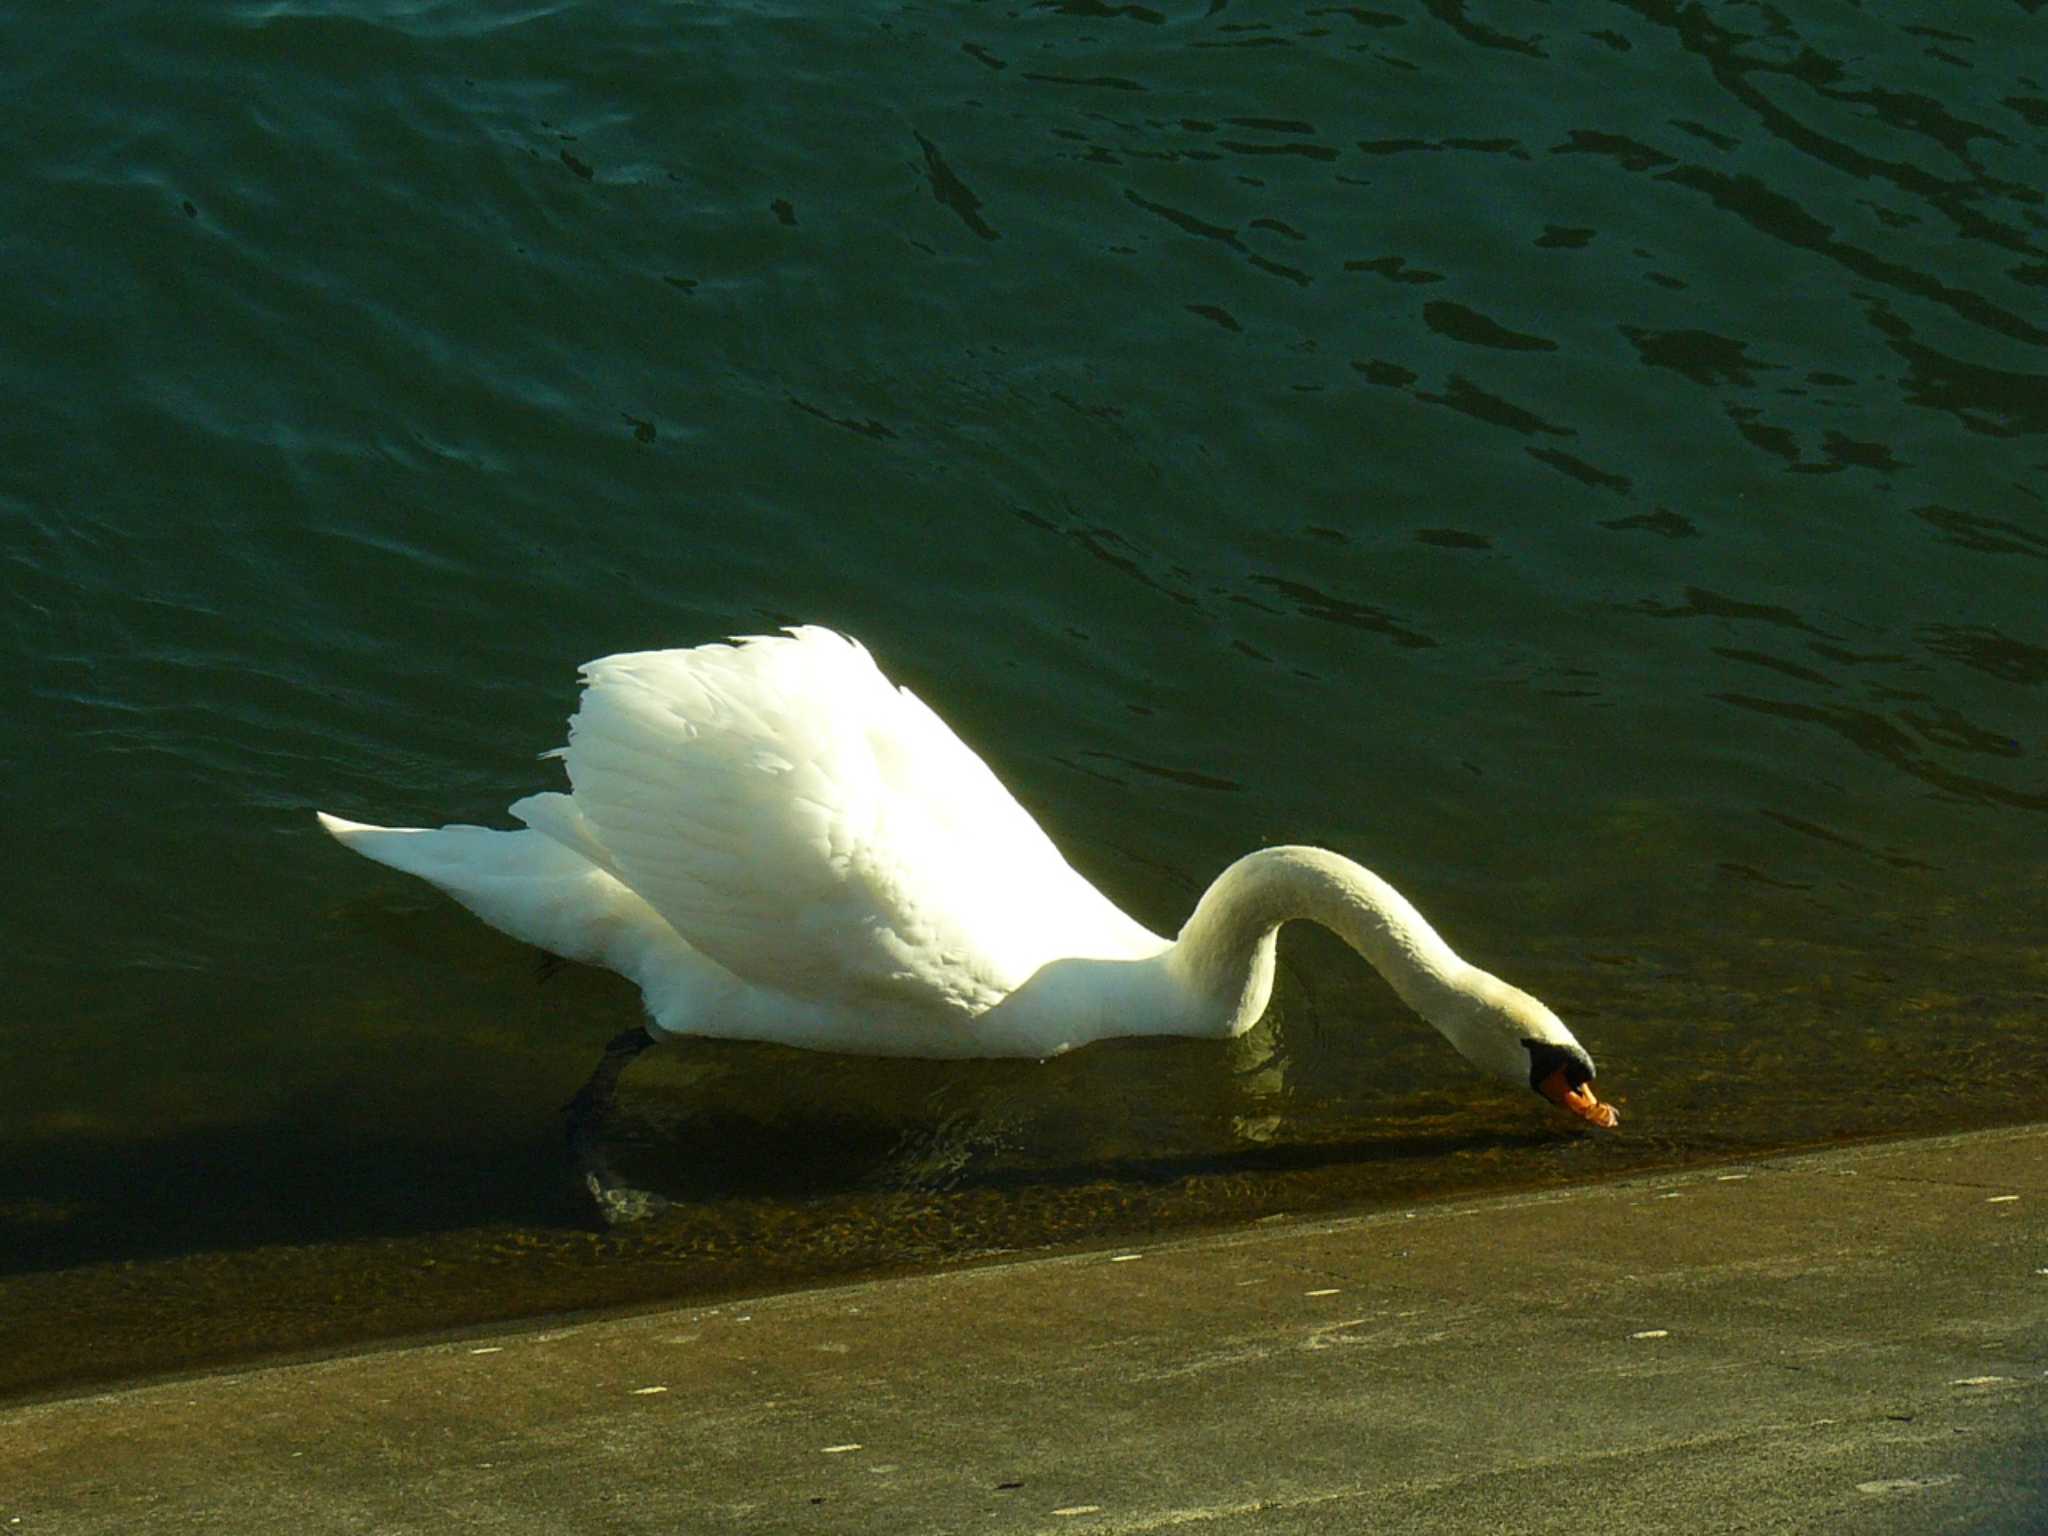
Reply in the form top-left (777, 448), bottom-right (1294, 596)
top-left (1537, 1065), bottom-right (1620, 1129)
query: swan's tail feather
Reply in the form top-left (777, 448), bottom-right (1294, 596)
top-left (318, 812), bottom-right (551, 884)
top-left (316, 811), bottom-right (661, 972)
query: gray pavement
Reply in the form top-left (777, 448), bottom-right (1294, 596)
top-left (5, 1125), bottom-right (2046, 1534)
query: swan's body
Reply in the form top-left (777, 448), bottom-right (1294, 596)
top-left (321, 627), bottom-right (1617, 1164)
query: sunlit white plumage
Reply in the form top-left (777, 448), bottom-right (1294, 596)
top-left (318, 626), bottom-right (1616, 1125)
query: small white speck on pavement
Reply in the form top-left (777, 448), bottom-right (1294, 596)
top-left (1857, 1474), bottom-right (1957, 1496)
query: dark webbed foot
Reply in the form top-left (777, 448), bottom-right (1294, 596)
top-left (563, 1025), bottom-right (669, 1225)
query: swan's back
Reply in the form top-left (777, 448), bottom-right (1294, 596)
top-left (536, 628), bottom-right (1163, 1025)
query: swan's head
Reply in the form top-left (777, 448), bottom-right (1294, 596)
top-left (1521, 1034), bottom-right (1619, 1130)
top-left (1444, 972), bottom-right (1620, 1130)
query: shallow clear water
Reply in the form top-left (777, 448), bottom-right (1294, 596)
top-left (4, 0), bottom-right (2045, 1398)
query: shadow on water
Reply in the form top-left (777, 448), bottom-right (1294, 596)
top-left (0, 1083), bottom-right (1643, 1402)
top-left (9, 904), bottom-right (2048, 1402)
top-left (6, 945), bottom-right (2046, 1405)
top-left (0, 1092), bottom-right (1571, 1281)
top-left (0, 1121), bottom-right (586, 1278)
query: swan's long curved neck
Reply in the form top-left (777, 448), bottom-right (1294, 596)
top-left (1168, 845), bottom-right (1474, 1037)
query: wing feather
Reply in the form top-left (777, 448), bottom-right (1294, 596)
top-left (550, 628), bottom-right (1161, 1020)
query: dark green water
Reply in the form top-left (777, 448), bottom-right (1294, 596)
top-left (5, 0), bottom-right (2046, 1398)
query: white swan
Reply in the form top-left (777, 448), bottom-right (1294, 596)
top-left (320, 627), bottom-right (1617, 1214)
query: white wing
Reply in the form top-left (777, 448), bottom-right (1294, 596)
top-left (546, 628), bottom-right (1163, 1025)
